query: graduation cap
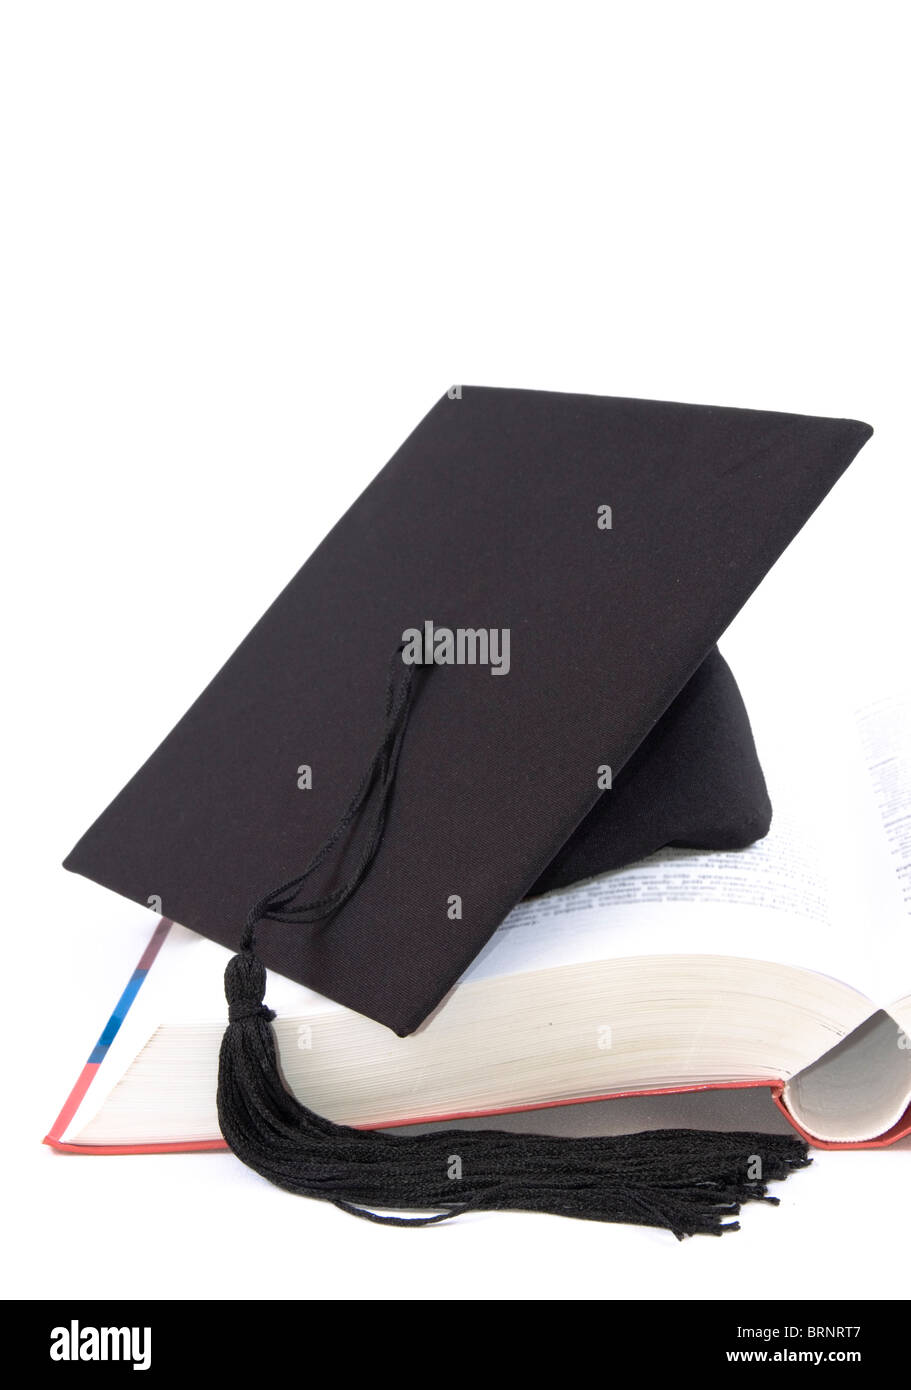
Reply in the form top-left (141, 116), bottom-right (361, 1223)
top-left (65, 387), bottom-right (871, 1234)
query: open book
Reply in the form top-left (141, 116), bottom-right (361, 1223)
top-left (47, 686), bottom-right (911, 1153)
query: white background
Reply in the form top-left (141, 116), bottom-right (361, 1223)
top-left (2, 2), bottom-right (909, 1301)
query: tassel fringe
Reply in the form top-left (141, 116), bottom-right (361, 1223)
top-left (218, 950), bottom-right (812, 1238)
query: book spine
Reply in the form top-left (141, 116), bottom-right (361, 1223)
top-left (43, 918), bottom-right (173, 1150)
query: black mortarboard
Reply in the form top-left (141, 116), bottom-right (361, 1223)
top-left (63, 387), bottom-right (871, 1233)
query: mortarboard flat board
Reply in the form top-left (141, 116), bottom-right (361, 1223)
top-left (64, 387), bottom-right (872, 1036)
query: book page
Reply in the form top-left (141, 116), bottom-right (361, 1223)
top-left (783, 1009), bottom-right (911, 1143)
top-left (855, 691), bottom-right (911, 917)
top-left (464, 683), bottom-right (911, 1007)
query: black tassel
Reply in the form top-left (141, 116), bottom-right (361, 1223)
top-left (216, 640), bottom-right (812, 1235)
top-left (218, 950), bottom-right (810, 1236)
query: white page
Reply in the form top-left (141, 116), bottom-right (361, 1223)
top-left (464, 683), bottom-right (911, 1005)
top-left (855, 690), bottom-right (911, 917)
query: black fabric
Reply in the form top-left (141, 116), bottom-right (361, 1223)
top-left (530, 645), bottom-right (770, 896)
top-left (63, 387), bottom-right (871, 1035)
